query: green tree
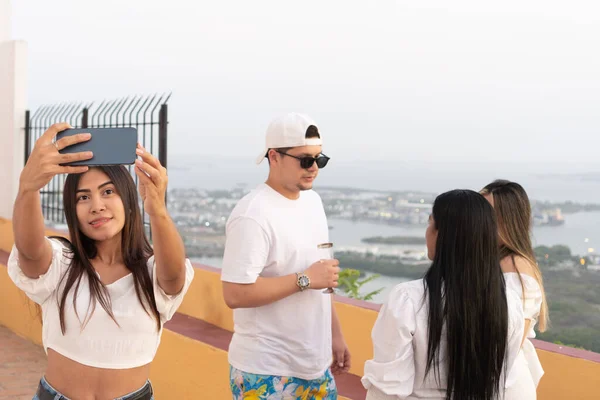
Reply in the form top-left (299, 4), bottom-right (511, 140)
top-left (338, 269), bottom-right (384, 301)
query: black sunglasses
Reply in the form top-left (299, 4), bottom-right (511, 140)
top-left (276, 150), bottom-right (330, 169)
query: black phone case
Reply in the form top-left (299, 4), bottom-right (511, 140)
top-left (56, 128), bottom-right (137, 166)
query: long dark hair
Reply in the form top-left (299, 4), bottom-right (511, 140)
top-left (424, 190), bottom-right (508, 400)
top-left (53, 166), bottom-right (160, 334)
top-left (481, 179), bottom-right (548, 331)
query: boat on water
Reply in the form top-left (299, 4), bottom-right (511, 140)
top-left (533, 208), bottom-right (565, 226)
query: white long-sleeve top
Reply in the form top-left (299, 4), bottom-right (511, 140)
top-left (362, 279), bottom-right (525, 400)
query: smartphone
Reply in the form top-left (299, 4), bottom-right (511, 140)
top-left (56, 127), bottom-right (137, 166)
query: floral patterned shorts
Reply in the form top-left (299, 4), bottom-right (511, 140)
top-left (229, 365), bottom-right (338, 399)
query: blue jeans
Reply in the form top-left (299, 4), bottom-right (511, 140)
top-left (32, 376), bottom-right (154, 400)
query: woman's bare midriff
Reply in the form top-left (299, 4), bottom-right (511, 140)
top-left (44, 349), bottom-right (150, 400)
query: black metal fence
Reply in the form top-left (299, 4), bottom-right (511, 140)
top-left (24, 93), bottom-right (170, 233)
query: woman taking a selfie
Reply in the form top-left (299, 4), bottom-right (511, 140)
top-left (8, 123), bottom-right (194, 400)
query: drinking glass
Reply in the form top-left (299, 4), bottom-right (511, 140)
top-left (317, 242), bottom-right (335, 294)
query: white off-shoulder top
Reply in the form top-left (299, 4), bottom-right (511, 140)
top-left (8, 237), bottom-right (195, 369)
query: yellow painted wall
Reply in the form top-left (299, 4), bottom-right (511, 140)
top-left (176, 266), bottom-right (234, 332)
top-left (0, 218), bottom-right (66, 251)
top-left (332, 301), bottom-right (378, 376)
top-left (537, 348), bottom-right (600, 400)
top-left (0, 260), bottom-right (43, 345)
top-left (1, 218), bottom-right (599, 399)
top-left (150, 330), bottom-right (231, 398)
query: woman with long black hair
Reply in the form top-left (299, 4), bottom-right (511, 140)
top-left (362, 189), bottom-right (528, 400)
top-left (9, 123), bottom-right (194, 400)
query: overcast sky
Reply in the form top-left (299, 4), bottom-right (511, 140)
top-left (10, 0), bottom-right (600, 169)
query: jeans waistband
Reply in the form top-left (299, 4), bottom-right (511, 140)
top-left (36, 376), bottom-right (153, 400)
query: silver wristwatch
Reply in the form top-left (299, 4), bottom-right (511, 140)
top-left (296, 272), bottom-right (310, 291)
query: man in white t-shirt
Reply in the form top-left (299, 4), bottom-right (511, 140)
top-left (221, 112), bottom-right (351, 398)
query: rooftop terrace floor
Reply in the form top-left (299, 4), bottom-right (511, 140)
top-left (0, 324), bottom-right (46, 399)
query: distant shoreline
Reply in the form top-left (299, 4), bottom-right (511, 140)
top-left (362, 236), bottom-right (427, 245)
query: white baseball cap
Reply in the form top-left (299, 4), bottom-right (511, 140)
top-left (256, 112), bottom-right (322, 165)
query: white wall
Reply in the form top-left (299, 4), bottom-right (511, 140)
top-left (0, 0), bottom-right (9, 42)
top-left (0, 0), bottom-right (28, 219)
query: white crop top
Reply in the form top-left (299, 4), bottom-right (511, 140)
top-left (7, 237), bottom-right (195, 369)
